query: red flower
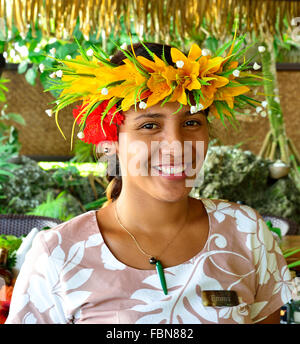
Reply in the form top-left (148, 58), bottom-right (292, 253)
top-left (73, 100), bottom-right (125, 145)
top-left (0, 285), bottom-right (13, 324)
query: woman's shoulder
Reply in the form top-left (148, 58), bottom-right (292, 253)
top-left (200, 197), bottom-right (267, 234)
top-left (200, 197), bottom-right (280, 258)
top-left (201, 197), bottom-right (261, 217)
top-left (34, 210), bottom-right (102, 254)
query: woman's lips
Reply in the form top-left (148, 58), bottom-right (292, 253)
top-left (150, 163), bottom-right (193, 180)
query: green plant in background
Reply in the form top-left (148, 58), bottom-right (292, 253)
top-left (0, 143), bottom-right (19, 198)
top-left (70, 139), bottom-right (96, 163)
top-left (50, 164), bottom-right (82, 188)
top-left (0, 77), bottom-right (26, 201)
top-left (255, 15), bottom-right (300, 189)
top-left (0, 78), bottom-right (9, 102)
top-left (265, 219), bottom-right (300, 270)
top-left (282, 247), bottom-right (300, 270)
top-left (84, 196), bottom-right (107, 211)
top-left (25, 190), bottom-right (76, 222)
top-left (0, 234), bottom-right (23, 270)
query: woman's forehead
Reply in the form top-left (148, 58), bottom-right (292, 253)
top-left (124, 102), bottom-right (203, 120)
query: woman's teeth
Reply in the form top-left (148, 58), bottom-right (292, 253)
top-left (153, 164), bottom-right (186, 175)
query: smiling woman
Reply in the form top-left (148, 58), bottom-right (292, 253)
top-left (5, 41), bottom-right (294, 324)
top-left (100, 42), bottom-right (212, 207)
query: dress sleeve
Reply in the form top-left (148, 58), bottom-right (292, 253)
top-left (5, 231), bottom-right (68, 324)
top-left (249, 213), bottom-right (294, 323)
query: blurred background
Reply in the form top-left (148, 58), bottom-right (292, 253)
top-left (0, 0), bottom-right (300, 325)
top-left (0, 0), bottom-right (300, 225)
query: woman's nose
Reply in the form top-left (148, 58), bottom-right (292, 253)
top-left (163, 125), bottom-right (184, 145)
top-left (159, 128), bottom-right (184, 158)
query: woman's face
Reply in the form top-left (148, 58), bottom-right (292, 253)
top-left (113, 101), bottom-right (209, 202)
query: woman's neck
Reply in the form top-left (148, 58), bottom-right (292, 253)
top-left (113, 188), bottom-right (193, 239)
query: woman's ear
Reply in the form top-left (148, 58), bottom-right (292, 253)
top-left (97, 141), bottom-right (118, 156)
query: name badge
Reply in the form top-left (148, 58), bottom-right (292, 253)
top-left (201, 290), bottom-right (239, 307)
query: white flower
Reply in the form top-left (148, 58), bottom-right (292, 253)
top-left (139, 101), bottom-right (147, 109)
top-left (86, 48), bottom-right (93, 57)
top-left (190, 103), bottom-right (204, 114)
top-left (232, 69), bottom-right (240, 77)
top-left (202, 49), bottom-right (211, 56)
top-left (49, 38), bottom-right (57, 44)
top-left (260, 111), bottom-right (267, 117)
top-left (190, 105), bottom-right (197, 114)
top-left (261, 100), bottom-right (268, 108)
top-left (258, 46), bottom-right (266, 53)
top-left (77, 131), bottom-right (85, 139)
top-left (274, 96), bottom-right (280, 103)
top-left (176, 60), bottom-right (184, 68)
top-left (34, 47), bottom-right (40, 53)
top-left (256, 106), bottom-right (262, 113)
top-left (66, 55), bottom-right (72, 60)
top-left (49, 47), bottom-right (56, 55)
top-left (45, 109), bottom-right (53, 117)
top-left (49, 72), bottom-right (56, 78)
top-left (273, 265), bottom-right (293, 304)
top-left (196, 103), bottom-right (204, 111)
top-left (120, 42), bottom-right (127, 50)
top-left (253, 62), bottom-right (261, 70)
top-left (39, 64), bottom-right (45, 73)
top-left (101, 88), bottom-right (109, 95)
top-left (201, 199), bottom-right (235, 223)
top-left (55, 70), bottom-right (63, 77)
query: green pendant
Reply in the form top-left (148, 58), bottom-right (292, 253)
top-left (155, 260), bottom-right (168, 295)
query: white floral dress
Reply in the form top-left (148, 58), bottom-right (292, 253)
top-left (5, 198), bottom-right (293, 324)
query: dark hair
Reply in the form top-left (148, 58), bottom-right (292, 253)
top-left (101, 42), bottom-right (210, 208)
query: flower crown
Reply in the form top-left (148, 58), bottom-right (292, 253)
top-left (46, 32), bottom-right (264, 150)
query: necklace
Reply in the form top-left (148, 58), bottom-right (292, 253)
top-left (113, 200), bottom-right (189, 295)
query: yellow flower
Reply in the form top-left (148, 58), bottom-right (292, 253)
top-left (137, 54), bottom-right (173, 108)
top-left (188, 55), bottom-right (229, 110)
top-left (60, 55), bottom-right (112, 98)
top-left (214, 81), bottom-right (250, 109)
top-left (166, 44), bottom-right (202, 105)
top-left (108, 59), bottom-right (148, 111)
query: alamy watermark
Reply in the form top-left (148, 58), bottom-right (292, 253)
top-left (96, 133), bottom-right (206, 188)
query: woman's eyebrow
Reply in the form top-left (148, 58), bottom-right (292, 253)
top-left (134, 111), bottom-right (198, 121)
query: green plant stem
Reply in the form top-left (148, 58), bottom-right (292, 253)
top-left (258, 130), bottom-right (272, 158)
top-left (260, 40), bottom-right (288, 163)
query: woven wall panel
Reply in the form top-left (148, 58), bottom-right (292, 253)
top-left (2, 69), bottom-right (300, 159)
top-left (212, 71), bottom-right (300, 156)
top-left (3, 69), bottom-right (77, 157)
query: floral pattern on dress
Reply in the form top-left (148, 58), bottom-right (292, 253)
top-left (5, 199), bottom-right (294, 324)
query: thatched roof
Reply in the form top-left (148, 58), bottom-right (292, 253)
top-left (1, 0), bottom-right (299, 42)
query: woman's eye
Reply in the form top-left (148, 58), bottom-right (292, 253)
top-left (140, 120), bottom-right (201, 130)
top-left (140, 123), bottom-right (159, 130)
top-left (184, 120), bottom-right (201, 127)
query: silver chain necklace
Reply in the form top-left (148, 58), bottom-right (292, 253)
top-left (113, 200), bottom-right (189, 295)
